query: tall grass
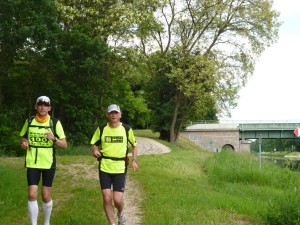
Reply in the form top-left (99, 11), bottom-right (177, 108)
top-left (2, 130), bottom-right (300, 224)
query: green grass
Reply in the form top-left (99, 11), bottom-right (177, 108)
top-left (2, 130), bottom-right (300, 224)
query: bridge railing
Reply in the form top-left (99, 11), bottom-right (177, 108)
top-left (186, 121), bottom-right (238, 130)
top-left (189, 120), bottom-right (300, 125)
top-left (187, 120), bottom-right (300, 131)
top-left (239, 123), bottom-right (300, 130)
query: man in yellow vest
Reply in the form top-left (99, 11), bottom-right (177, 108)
top-left (91, 104), bottom-right (138, 225)
top-left (20, 96), bottom-right (67, 225)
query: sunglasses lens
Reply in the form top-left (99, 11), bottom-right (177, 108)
top-left (37, 101), bottom-right (50, 106)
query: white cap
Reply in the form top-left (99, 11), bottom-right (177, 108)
top-left (107, 104), bottom-right (121, 113)
top-left (36, 96), bottom-right (51, 105)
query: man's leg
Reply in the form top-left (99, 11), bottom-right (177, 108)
top-left (102, 188), bottom-right (115, 225)
top-left (28, 185), bottom-right (39, 225)
top-left (27, 169), bottom-right (40, 225)
top-left (113, 173), bottom-right (126, 225)
top-left (114, 191), bottom-right (126, 225)
top-left (113, 191), bottom-right (124, 215)
top-left (42, 186), bottom-right (53, 225)
top-left (40, 168), bottom-right (55, 225)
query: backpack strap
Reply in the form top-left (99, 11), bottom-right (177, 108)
top-left (27, 116), bottom-right (58, 137)
top-left (122, 123), bottom-right (131, 157)
top-left (94, 123), bottom-right (107, 147)
top-left (49, 117), bottom-right (59, 138)
top-left (25, 115), bottom-right (36, 137)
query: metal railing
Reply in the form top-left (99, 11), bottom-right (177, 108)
top-left (187, 120), bottom-right (300, 131)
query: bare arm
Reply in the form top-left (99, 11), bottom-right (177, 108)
top-left (20, 137), bottom-right (29, 150)
top-left (55, 138), bottom-right (67, 149)
top-left (132, 145), bottom-right (138, 172)
top-left (45, 132), bottom-right (67, 149)
top-left (91, 145), bottom-right (101, 158)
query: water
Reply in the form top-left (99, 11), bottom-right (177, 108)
top-left (263, 156), bottom-right (300, 171)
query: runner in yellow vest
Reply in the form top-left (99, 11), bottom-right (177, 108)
top-left (20, 96), bottom-right (67, 225)
top-left (91, 104), bottom-right (138, 225)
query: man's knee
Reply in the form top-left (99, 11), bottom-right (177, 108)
top-left (28, 185), bottom-right (38, 201)
top-left (102, 189), bottom-right (113, 203)
top-left (42, 186), bottom-right (52, 202)
top-left (113, 192), bottom-right (124, 206)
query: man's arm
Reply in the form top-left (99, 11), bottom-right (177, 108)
top-left (91, 145), bottom-right (101, 158)
top-left (55, 138), bottom-right (67, 149)
top-left (132, 145), bottom-right (138, 171)
top-left (20, 137), bottom-right (29, 150)
top-left (45, 132), bottom-right (67, 149)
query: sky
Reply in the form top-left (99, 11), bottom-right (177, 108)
top-left (221, 0), bottom-right (300, 122)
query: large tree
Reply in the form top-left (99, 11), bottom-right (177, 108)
top-left (130, 0), bottom-right (280, 143)
top-left (0, 0), bottom-right (58, 106)
top-left (0, 0), bottom-right (151, 150)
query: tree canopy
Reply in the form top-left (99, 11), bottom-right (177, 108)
top-left (0, 0), bottom-right (280, 153)
top-left (130, 0), bottom-right (280, 142)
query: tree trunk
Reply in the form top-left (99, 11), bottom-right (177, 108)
top-left (170, 92), bottom-right (181, 144)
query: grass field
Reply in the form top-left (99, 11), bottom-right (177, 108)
top-left (1, 130), bottom-right (300, 225)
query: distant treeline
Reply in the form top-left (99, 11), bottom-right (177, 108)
top-left (251, 139), bottom-right (300, 152)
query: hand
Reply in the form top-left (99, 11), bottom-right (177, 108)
top-left (21, 138), bottom-right (29, 150)
top-left (132, 160), bottom-right (138, 172)
top-left (92, 148), bottom-right (101, 158)
top-left (45, 132), bottom-right (56, 141)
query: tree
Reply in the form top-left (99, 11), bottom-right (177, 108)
top-left (0, 0), bottom-right (59, 106)
top-left (0, 0), bottom-right (151, 151)
top-left (132, 0), bottom-right (280, 143)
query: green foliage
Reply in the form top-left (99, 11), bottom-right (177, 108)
top-left (135, 0), bottom-right (280, 142)
top-left (203, 150), bottom-right (298, 189)
top-left (251, 139), bottom-right (300, 152)
top-left (0, 0), bottom-right (58, 76)
top-left (0, 106), bottom-right (26, 156)
top-left (264, 190), bottom-right (300, 225)
top-left (0, 0), bottom-right (150, 149)
top-left (0, 0), bottom-right (281, 148)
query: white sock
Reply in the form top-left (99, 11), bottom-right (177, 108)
top-left (43, 199), bottom-right (53, 225)
top-left (28, 200), bottom-right (38, 225)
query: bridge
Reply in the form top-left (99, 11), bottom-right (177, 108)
top-left (179, 121), bottom-right (300, 152)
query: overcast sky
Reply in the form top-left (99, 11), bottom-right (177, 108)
top-left (221, 0), bottom-right (300, 121)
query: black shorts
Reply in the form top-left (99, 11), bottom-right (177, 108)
top-left (99, 171), bottom-right (126, 192)
top-left (27, 168), bottom-right (56, 187)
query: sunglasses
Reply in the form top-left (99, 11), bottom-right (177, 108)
top-left (37, 101), bottom-right (50, 106)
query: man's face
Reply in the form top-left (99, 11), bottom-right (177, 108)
top-left (35, 102), bottom-right (51, 116)
top-left (107, 111), bottom-right (121, 122)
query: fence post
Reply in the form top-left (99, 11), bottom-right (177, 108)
top-left (259, 134), bottom-right (262, 169)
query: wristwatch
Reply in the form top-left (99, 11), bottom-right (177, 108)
top-left (132, 158), bottom-right (137, 163)
top-left (53, 137), bottom-right (58, 143)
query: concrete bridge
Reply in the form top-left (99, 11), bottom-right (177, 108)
top-left (179, 121), bottom-right (300, 152)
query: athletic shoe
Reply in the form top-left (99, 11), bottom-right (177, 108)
top-left (118, 211), bottom-right (126, 225)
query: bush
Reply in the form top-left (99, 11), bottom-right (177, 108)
top-left (0, 106), bottom-right (25, 156)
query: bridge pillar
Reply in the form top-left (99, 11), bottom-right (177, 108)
top-left (180, 129), bottom-right (251, 152)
